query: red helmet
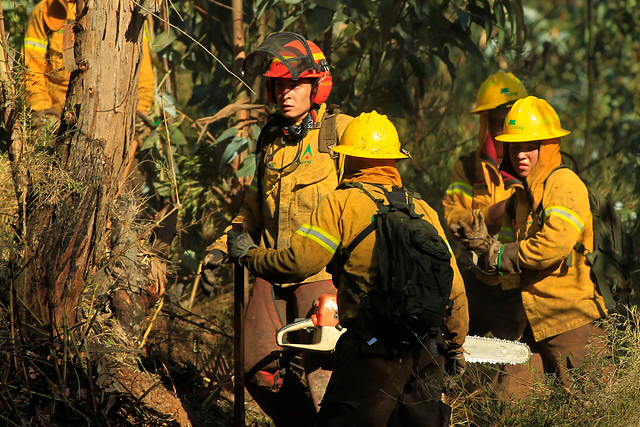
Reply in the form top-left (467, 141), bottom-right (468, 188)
top-left (243, 32), bottom-right (333, 105)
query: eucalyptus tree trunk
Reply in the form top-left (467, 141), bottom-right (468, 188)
top-left (15, 0), bottom-right (158, 329)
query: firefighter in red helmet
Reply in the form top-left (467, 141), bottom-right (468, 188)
top-left (201, 32), bottom-right (352, 425)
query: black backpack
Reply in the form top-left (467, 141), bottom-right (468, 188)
top-left (539, 167), bottom-right (635, 314)
top-left (332, 182), bottom-right (454, 348)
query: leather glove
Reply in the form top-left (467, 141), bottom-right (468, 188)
top-left (135, 110), bottom-right (156, 141)
top-left (31, 108), bottom-right (61, 132)
top-left (201, 249), bottom-right (226, 294)
top-left (227, 229), bottom-right (257, 265)
top-left (444, 350), bottom-right (466, 377)
top-left (451, 210), bottom-right (494, 254)
top-left (478, 241), bottom-right (521, 275)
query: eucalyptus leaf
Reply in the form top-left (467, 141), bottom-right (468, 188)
top-left (219, 136), bottom-right (250, 170)
top-left (235, 154), bottom-right (256, 178)
top-left (153, 29), bottom-right (178, 53)
top-left (306, 7), bottom-right (334, 40)
top-left (214, 127), bottom-right (239, 146)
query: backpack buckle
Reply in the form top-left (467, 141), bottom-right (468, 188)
top-left (361, 294), bottom-right (372, 309)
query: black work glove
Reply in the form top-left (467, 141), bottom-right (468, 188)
top-left (444, 350), bottom-right (466, 377)
top-left (451, 211), bottom-right (496, 254)
top-left (201, 249), bottom-right (226, 294)
top-left (227, 229), bottom-right (257, 266)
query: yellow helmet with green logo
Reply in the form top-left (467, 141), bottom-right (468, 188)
top-left (332, 111), bottom-right (410, 159)
top-left (495, 96), bottom-right (571, 143)
top-left (470, 70), bottom-right (527, 113)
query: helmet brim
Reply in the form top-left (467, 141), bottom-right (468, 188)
top-left (332, 145), bottom-right (410, 159)
top-left (495, 128), bottom-right (571, 143)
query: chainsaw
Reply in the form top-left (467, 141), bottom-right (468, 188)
top-left (276, 294), bottom-right (531, 365)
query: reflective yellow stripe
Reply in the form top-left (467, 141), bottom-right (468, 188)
top-left (272, 52), bottom-right (325, 63)
top-left (443, 237), bottom-right (453, 256)
top-left (24, 37), bottom-right (47, 54)
top-left (247, 177), bottom-right (258, 193)
top-left (544, 206), bottom-right (584, 233)
top-left (498, 226), bottom-right (516, 242)
top-left (295, 223), bottom-right (339, 254)
top-left (445, 182), bottom-right (473, 200)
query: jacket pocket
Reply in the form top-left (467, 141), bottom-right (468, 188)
top-left (291, 162), bottom-right (337, 213)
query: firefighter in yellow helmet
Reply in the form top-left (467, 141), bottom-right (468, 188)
top-left (23, 0), bottom-right (155, 127)
top-left (227, 111), bottom-right (468, 425)
top-left (454, 96), bottom-right (608, 400)
top-left (444, 71), bottom-right (527, 340)
top-left (200, 32), bottom-right (353, 424)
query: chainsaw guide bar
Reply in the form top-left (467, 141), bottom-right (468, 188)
top-left (463, 335), bottom-right (532, 365)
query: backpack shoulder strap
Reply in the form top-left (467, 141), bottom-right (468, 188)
top-left (536, 165), bottom-right (569, 220)
top-left (334, 182), bottom-right (392, 271)
top-left (317, 104), bottom-right (341, 160)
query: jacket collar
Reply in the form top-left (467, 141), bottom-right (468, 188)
top-left (342, 159), bottom-right (402, 188)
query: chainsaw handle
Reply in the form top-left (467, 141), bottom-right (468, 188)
top-left (276, 318), bottom-right (315, 346)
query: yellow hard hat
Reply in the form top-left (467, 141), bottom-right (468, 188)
top-left (332, 111), bottom-right (410, 159)
top-left (495, 96), bottom-right (571, 143)
top-left (470, 71), bottom-right (527, 114)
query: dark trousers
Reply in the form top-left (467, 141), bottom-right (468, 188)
top-left (492, 321), bottom-right (609, 401)
top-left (317, 330), bottom-right (451, 427)
top-left (243, 277), bottom-right (336, 426)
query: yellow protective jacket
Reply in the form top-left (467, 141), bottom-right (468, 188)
top-left (444, 118), bottom-right (522, 290)
top-left (210, 103), bottom-right (353, 285)
top-left (24, 0), bottom-right (154, 113)
top-left (443, 117), bottom-right (520, 237)
top-left (244, 166), bottom-right (469, 351)
top-left (502, 139), bottom-right (606, 342)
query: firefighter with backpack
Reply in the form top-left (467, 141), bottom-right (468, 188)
top-left (227, 111), bottom-right (469, 426)
top-left (453, 96), bottom-right (609, 400)
top-left (200, 32), bottom-right (352, 424)
top-left (443, 71), bottom-right (528, 340)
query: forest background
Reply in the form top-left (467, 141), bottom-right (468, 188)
top-left (0, 0), bottom-right (639, 425)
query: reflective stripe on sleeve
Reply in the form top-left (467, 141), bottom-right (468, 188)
top-left (445, 181), bottom-right (473, 200)
top-left (247, 177), bottom-right (258, 193)
top-left (24, 37), bottom-right (47, 54)
top-left (295, 223), bottom-right (340, 255)
top-left (543, 206), bottom-right (584, 233)
top-left (498, 226), bottom-right (516, 242)
top-left (442, 237), bottom-right (454, 256)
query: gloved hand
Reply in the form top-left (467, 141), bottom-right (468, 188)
top-left (227, 229), bottom-right (257, 265)
top-left (135, 110), bottom-right (157, 142)
top-left (201, 249), bottom-right (226, 294)
top-left (477, 241), bottom-right (521, 275)
top-left (31, 108), bottom-right (61, 132)
top-left (444, 350), bottom-right (466, 377)
top-left (451, 210), bottom-right (494, 254)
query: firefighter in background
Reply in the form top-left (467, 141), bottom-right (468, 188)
top-left (443, 71), bottom-right (527, 340)
top-left (23, 0), bottom-right (155, 128)
top-left (201, 32), bottom-right (353, 425)
top-left (454, 96), bottom-right (608, 400)
top-left (226, 111), bottom-right (468, 426)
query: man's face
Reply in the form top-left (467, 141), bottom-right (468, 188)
top-left (508, 141), bottom-right (540, 179)
top-left (274, 78), bottom-right (313, 122)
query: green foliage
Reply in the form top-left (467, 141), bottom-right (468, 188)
top-left (143, 0), bottom-right (519, 281)
top-left (511, 1), bottom-right (640, 240)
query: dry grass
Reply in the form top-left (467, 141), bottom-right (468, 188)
top-left (445, 308), bottom-right (640, 426)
